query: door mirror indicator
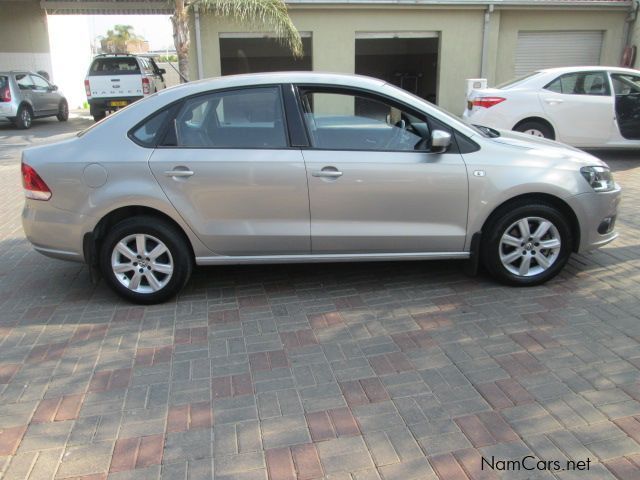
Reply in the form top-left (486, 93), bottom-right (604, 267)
top-left (430, 130), bottom-right (452, 153)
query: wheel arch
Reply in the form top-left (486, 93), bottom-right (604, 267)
top-left (513, 116), bottom-right (556, 140)
top-left (480, 193), bottom-right (581, 253)
top-left (83, 205), bottom-right (196, 266)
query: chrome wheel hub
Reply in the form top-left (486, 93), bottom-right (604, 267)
top-left (523, 128), bottom-right (544, 137)
top-left (499, 217), bottom-right (561, 277)
top-left (111, 233), bottom-right (173, 294)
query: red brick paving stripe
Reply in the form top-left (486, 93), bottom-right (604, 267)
top-left (360, 377), bottom-right (390, 403)
top-left (510, 332), bottom-right (544, 353)
top-left (153, 345), bottom-right (173, 363)
top-left (174, 328), bottom-right (191, 345)
top-left (475, 382), bottom-right (513, 410)
top-left (266, 447), bottom-right (296, 480)
top-left (429, 453), bottom-right (469, 480)
top-left (453, 448), bottom-right (500, 480)
top-left (334, 295), bottom-right (365, 309)
top-left (249, 350), bottom-right (289, 372)
top-left (327, 407), bottom-right (360, 437)
top-left (55, 394), bottom-right (84, 422)
top-left (109, 437), bottom-right (139, 473)
top-left (308, 312), bottom-right (344, 329)
top-left (369, 355), bottom-right (396, 376)
top-left (339, 380), bottom-right (369, 407)
top-left (167, 404), bottom-right (189, 433)
top-left (88, 368), bottom-right (132, 393)
top-left (189, 401), bottom-right (213, 430)
top-left (476, 412), bottom-right (518, 444)
top-left (386, 352), bottom-right (414, 372)
top-left (212, 376), bottom-right (233, 399)
top-left (510, 352), bottom-right (546, 374)
top-left (412, 313), bottom-right (453, 331)
top-left (0, 364), bottom-right (19, 384)
top-left (135, 434), bottom-right (163, 469)
top-left (604, 457), bottom-right (640, 480)
top-left (281, 330), bottom-right (318, 349)
top-left (455, 415), bottom-right (495, 448)
top-left (0, 425), bottom-right (27, 455)
top-left (232, 373), bottom-right (253, 396)
top-left (32, 397), bottom-right (61, 424)
top-left (291, 443), bottom-right (323, 480)
top-left (21, 305), bottom-right (57, 321)
top-left (306, 411), bottom-right (335, 442)
top-left (112, 307), bottom-right (144, 322)
top-left (134, 347), bottom-right (155, 367)
top-left (269, 350), bottom-right (289, 369)
top-left (494, 378), bottom-right (534, 405)
top-left (614, 416), bottom-right (640, 443)
top-left (391, 331), bottom-right (435, 351)
top-left (208, 309), bottom-right (240, 324)
top-left (238, 295), bottom-right (269, 308)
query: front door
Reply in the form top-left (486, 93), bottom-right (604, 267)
top-left (148, 86), bottom-right (310, 256)
top-left (539, 70), bottom-right (614, 146)
top-left (30, 74), bottom-right (57, 113)
top-left (297, 87), bottom-right (468, 254)
top-left (611, 72), bottom-right (640, 141)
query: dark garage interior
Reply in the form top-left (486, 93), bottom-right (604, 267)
top-left (220, 35), bottom-right (313, 75)
top-left (355, 36), bottom-right (439, 104)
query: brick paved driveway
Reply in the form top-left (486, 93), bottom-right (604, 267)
top-left (1, 118), bottom-right (640, 479)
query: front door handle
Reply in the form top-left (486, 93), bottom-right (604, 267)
top-left (164, 168), bottom-right (194, 178)
top-left (312, 167), bottom-right (343, 178)
top-left (544, 98), bottom-right (564, 105)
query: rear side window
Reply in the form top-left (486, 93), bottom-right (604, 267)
top-left (544, 72), bottom-right (610, 96)
top-left (169, 87), bottom-right (288, 149)
top-left (90, 57), bottom-right (141, 75)
top-left (131, 108), bottom-right (172, 147)
top-left (15, 74), bottom-right (34, 90)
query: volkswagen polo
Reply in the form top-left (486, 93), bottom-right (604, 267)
top-left (21, 73), bottom-right (621, 303)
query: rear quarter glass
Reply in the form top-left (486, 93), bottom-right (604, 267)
top-left (90, 57), bottom-right (141, 75)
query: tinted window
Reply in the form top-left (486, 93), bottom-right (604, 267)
top-left (90, 57), bottom-right (141, 75)
top-left (15, 74), bottom-right (34, 90)
top-left (31, 75), bottom-right (50, 89)
top-left (611, 74), bottom-right (640, 95)
top-left (131, 108), bottom-right (171, 147)
top-left (300, 90), bottom-right (425, 151)
top-left (171, 87), bottom-right (287, 148)
top-left (0, 76), bottom-right (7, 89)
top-left (544, 72), bottom-right (610, 96)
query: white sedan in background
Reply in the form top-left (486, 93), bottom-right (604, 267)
top-left (463, 66), bottom-right (640, 149)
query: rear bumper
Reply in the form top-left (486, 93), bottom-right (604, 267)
top-left (0, 101), bottom-right (18, 118)
top-left (565, 186), bottom-right (622, 253)
top-left (22, 200), bottom-right (88, 263)
top-left (462, 108), bottom-right (514, 131)
top-left (88, 96), bottom-right (143, 112)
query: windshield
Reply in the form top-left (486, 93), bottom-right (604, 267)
top-left (496, 72), bottom-right (541, 89)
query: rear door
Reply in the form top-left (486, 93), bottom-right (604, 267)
top-left (147, 86), bottom-right (310, 256)
top-left (539, 71), bottom-right (614, 146)
top-left (14, 73), bottom-right (37, 112)
top-left (297, 86), bottom-right (468, 254)
top-left (87, 56), bottom-right (143, 101)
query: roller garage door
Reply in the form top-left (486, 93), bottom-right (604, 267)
top-left (514, 31), bottom-right (603, 76)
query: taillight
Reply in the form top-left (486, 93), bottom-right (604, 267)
top-left (0, 86), bottom-right (10, 102)
top-left (472, 97), bottom-right (506, 109)
top-left (22, 162), bottom-right (52, 201)
top-left (84, 79), bottom-right (91, 98)
top-left (142, 77), bottom-right (150, 95)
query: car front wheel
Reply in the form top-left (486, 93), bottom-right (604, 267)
top-left (99, 216), bottom-right (192, 304)
top-left (482, 203), bottom-right (572, 286)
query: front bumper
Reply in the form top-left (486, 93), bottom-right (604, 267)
top-left (566, 186), bottom-right (622, 253)
top-left (22, 200), bottom-right (88, 262)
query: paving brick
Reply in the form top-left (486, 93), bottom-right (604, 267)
top-left (0, 425), bottom-right (27, 455)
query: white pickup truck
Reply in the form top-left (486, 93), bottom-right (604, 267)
top-left (85, 54), bottom-right (166, 121)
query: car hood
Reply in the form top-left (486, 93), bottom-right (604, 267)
top-left (487, 129), bottom-right (608, 168)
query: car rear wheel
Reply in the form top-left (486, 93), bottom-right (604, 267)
top-left (57, 100), bottom-right (69, 122)
top-left (92, 112), bottom-right (106, 122)
top-left (15, 105), bottom-right (33, 129)
top-left (99, 216), bottom-right (192, 304)
top-left (514, 121), bottom-right (554, 140)
top-left (482, 203), bottom-right (572, 286)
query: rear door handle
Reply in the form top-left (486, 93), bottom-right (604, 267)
top-left (312, 170), bottom-right (343, 178)
top-left (164, 169), bottom-right (194, 178)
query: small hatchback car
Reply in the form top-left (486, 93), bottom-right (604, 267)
top-left (21, 73), bottom-right (621, 304)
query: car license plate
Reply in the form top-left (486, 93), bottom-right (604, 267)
top-left (109, 101), bottom-right (128, 107)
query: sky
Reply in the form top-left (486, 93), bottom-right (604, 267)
top-left (48, 15), bottom-right (175, 108)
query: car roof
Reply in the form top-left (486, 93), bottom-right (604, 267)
top-left (537, 66), bottom-right (639, 75)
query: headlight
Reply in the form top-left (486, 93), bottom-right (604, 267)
top-left (580, 166), bottom-right (615, 192)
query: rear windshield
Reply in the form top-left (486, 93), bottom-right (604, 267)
top-left (0, 76), bottom-right (7, 89)
top-left (496, 72), bottom-right (541, 89)
top-left (90, 57), bottom-right (140, 75)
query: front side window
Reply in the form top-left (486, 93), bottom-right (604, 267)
top-left (544, 72), bottom-right (610, 96)
top-left (611, 73), bottom-right (640, 95)
top-left (31, 75), bottom-right (50, 90)
top-left (171, 87), bottom-right (287, 148)
top-left (299, 89), bottom-right (426, 151)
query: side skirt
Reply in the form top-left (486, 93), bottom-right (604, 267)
top-left (195, 252), bottom-right (470, 266)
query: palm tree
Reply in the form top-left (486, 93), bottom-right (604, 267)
top-left (101, 25), bottom-right (141, 53)
top-left (171, 0), bottom-right (303, 82)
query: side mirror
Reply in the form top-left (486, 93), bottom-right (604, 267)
top-left (50, 85), bottom-right (58, 91)
top-left (430, 130), bottom-right (452, 153)
top-left (158, 68), bottom-right (166, 75)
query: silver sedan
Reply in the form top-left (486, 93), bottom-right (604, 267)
top-left (21, 73), bottom-right (621, 303)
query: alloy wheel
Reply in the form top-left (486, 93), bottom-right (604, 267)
top-left (110, 233), bottom-right (174, 293)
top-left (499, 216), bottom-right (561, 277)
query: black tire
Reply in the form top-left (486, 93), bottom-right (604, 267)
top-left (93, 113), bottom-right (106, 122)
top-left (15, 104), bottom-right (33, 129)
top-left (99, 216), bottom-right (193, 304)
top-left (514, 120), bottom-right (555, 140)
top-left (481, 202), bottom-right (572, 287)
top-left (57, 100), bottom-right (69, 122)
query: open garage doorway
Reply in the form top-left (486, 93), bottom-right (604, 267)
top-left (355, 33), bottom-right (439, 104)
top-left (220, 33), bottom-right (312, 75)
